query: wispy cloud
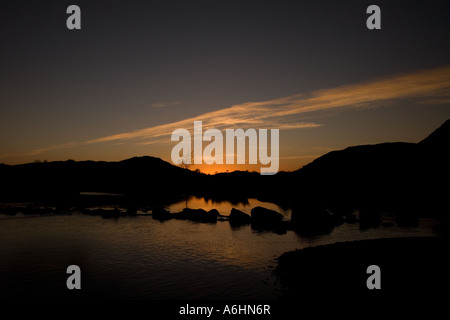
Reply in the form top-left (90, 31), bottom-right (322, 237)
top-left (19, 65), bottom-right (450, 157)
top-left (267, 65), bottom-right (450, 118)
top-left (22, 142), bottom-right (81, 157)
top-left (151, 101), bottom-right (180, 108)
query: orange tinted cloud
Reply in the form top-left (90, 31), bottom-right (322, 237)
top-left (85, 65), bottom-right (450, 145)
top-left (13, 64), bottom-right (450, 158)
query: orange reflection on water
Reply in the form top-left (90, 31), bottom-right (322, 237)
top-left (166, 196), bottom-right (291, 216)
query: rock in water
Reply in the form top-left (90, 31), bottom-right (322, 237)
top-left (229, 208), bottom-right (251, 226)
top-left (251, 206), bottom-right (283, 230)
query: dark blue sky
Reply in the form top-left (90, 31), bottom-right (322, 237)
top-left (1, 0), bottom-right (450, 172)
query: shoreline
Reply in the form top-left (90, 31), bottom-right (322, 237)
top-left (274, 236), bottom-right (449, 300)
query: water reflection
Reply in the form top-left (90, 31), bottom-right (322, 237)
top-left (0, 214), bottom-right (299, 299)
top-left (166, 196), bottom-right (292, 217)
top-left (0, 210), bottom-right (439, 299)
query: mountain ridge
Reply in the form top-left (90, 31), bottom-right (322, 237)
top-left (0, 119), bottom-right (448, 217)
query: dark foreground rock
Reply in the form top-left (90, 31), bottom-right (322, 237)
top-left (275, 237), bottom-right (449, 300)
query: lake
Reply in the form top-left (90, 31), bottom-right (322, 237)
top-left (166, 196), bottom-right (292, 216)
top-left (0, 197), bottom-right (438, 299)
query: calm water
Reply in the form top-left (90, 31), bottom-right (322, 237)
top-left (0, 198), bottom-right (438, 299)
top-left (166, 196), bottom-right (292, 216)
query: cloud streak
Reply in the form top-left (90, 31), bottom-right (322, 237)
top-left (151, 101), bottom-right (180, 108)
top-left (21, 65), bottom-right (450, 157)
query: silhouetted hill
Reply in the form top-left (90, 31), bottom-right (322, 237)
top-left (282, 119), bottom-right (450, 221)
top-left (0, 156), bottom-right (198, 205)
top-left (294, 142), bottom-right (417, 183)
top-left (288, 142), bottom-right (417, 204)
top-left (418, 118), bottom-right (450, 148)
top-left (0, 119), bottom-right (448, 222)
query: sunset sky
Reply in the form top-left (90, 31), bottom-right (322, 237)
top-left (1, 0), bottom-right (450, 174)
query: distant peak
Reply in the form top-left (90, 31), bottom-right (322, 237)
top-left (419, 119), bottom-right (450, 146)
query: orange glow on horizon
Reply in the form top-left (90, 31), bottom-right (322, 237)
top-left (189, 164), bottom-right (248, 175)
top-left (190, 163), bottom-right (278, 175)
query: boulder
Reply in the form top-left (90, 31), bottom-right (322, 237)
top-left (100, 208), bottom-right (121, 219)
top-left (205, 209), bottom-right (219, 223)
top-left (126, 207), bottom-right (138, 216)
top-left (291, 207), bottom-right (335, 237)
top-left (183, 208), bottom-right (206, 221)
top-left (344, 212), bottom-right (358, 224)
top-left (1, 206), bottom-right (17, 216)
top-left (359, 207), bottom-right (381, 230)
top-left (175, 208), bottom-right (217, 223)
top-left (251, 206), bottom-right (283, 230)
top-left (229, 208), bottom-right (251, 226)
top-left (382, 221), bottom-right (396, 227)
top-left (395, 208), bottom-right (419, 227)
top-left (152, 207), bottom-right (172, 221)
